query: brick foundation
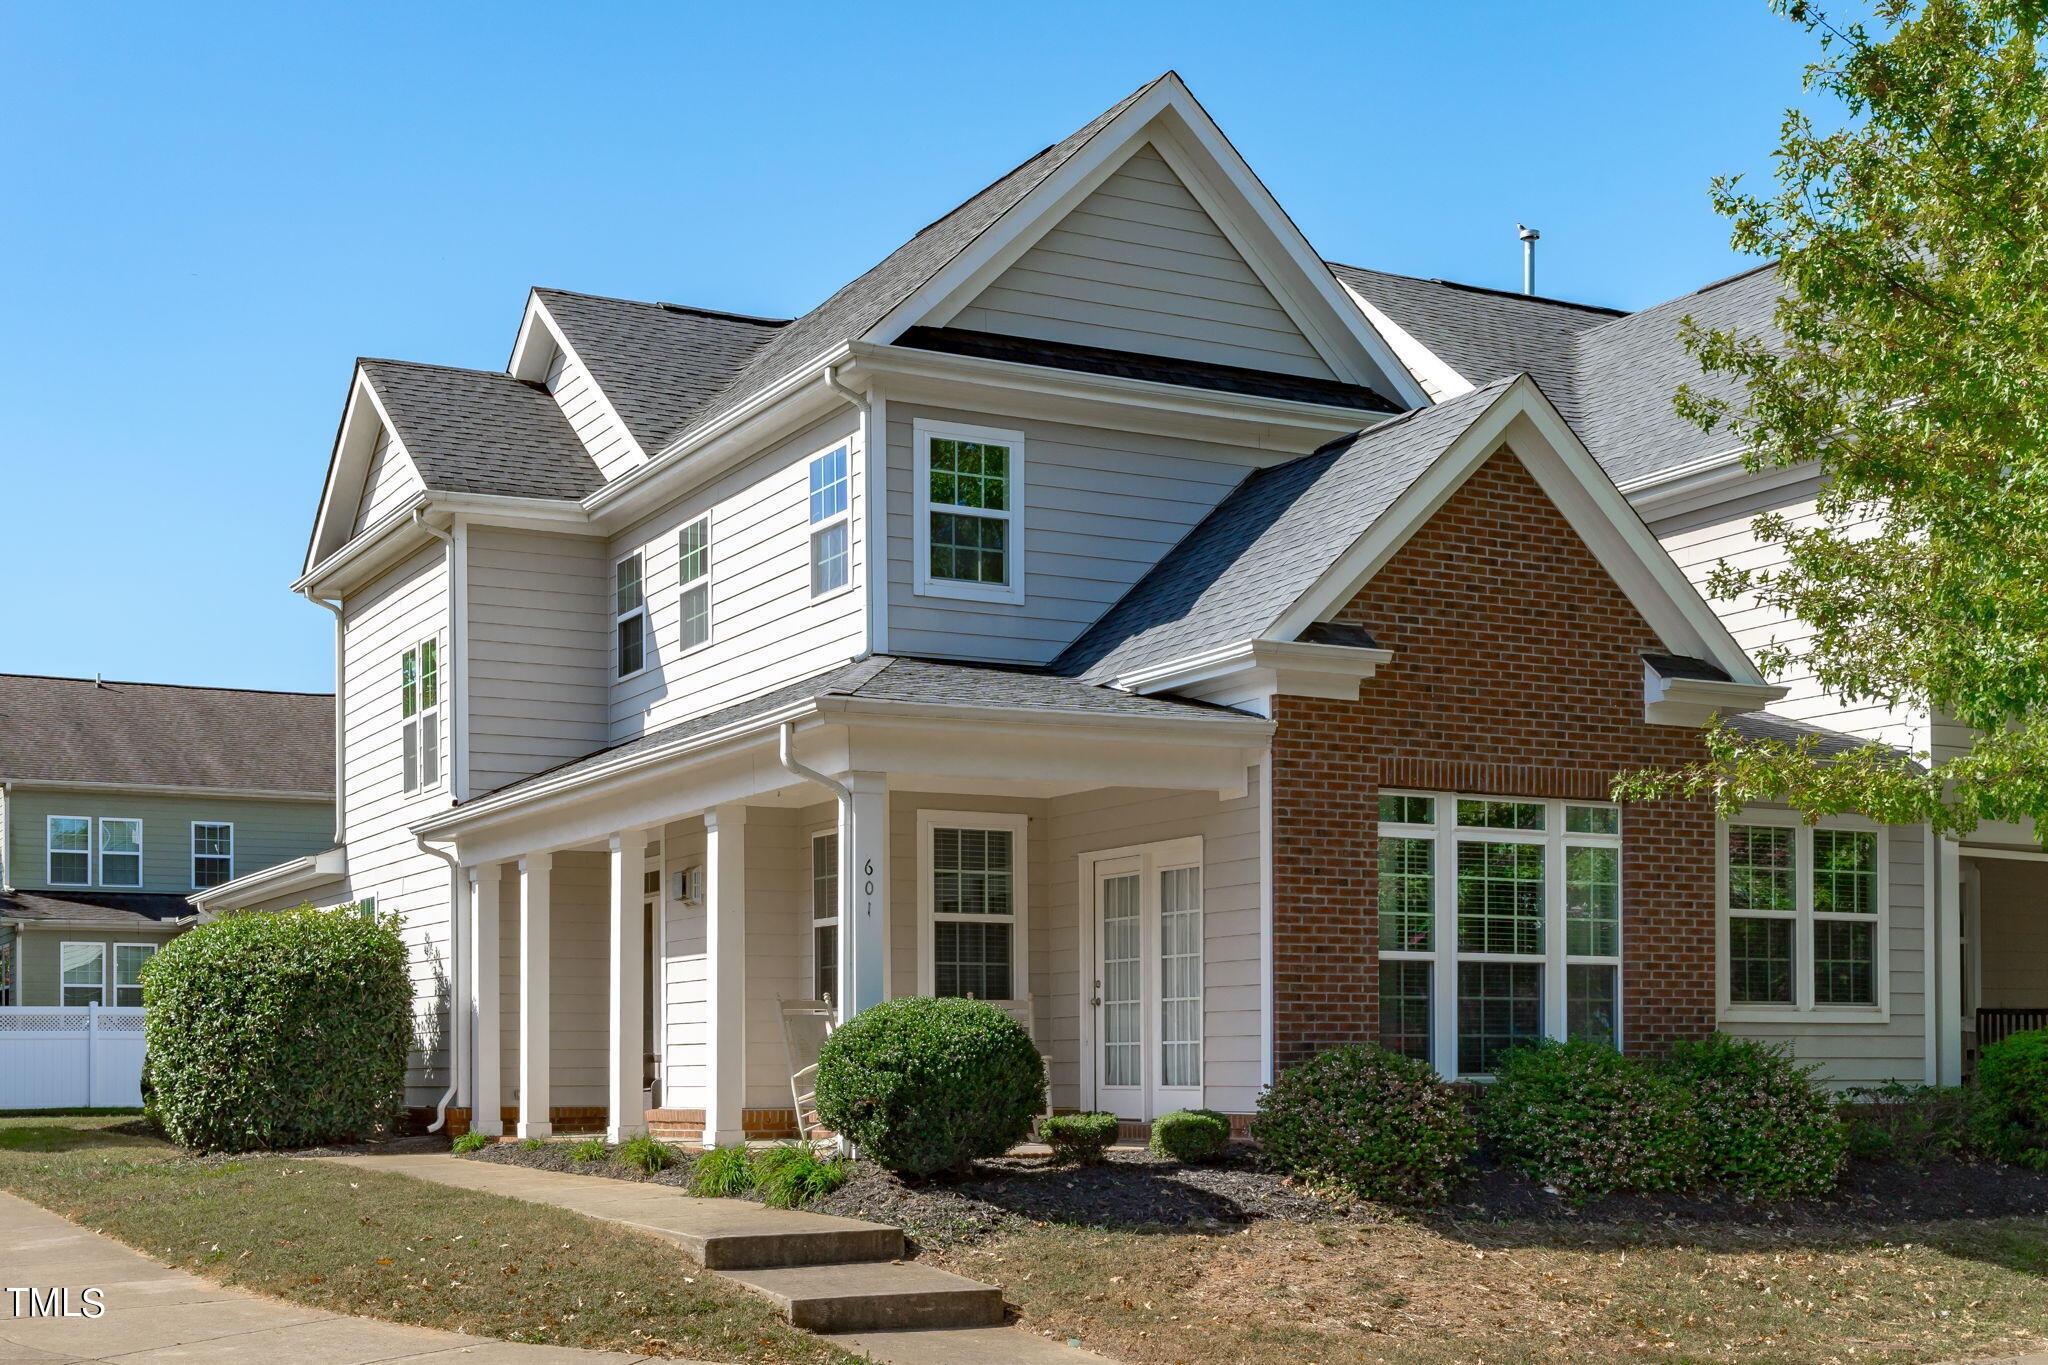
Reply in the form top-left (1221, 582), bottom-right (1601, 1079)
top-left (428, 1105), bottom-right (804, 1142)
top-left (1271, 446), bottom-right (1719, 1069)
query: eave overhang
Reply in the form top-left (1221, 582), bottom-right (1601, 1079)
top-left (187, 846), bottom-right (348, 916)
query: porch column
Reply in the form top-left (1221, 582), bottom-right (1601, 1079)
top-left (607, 829), bottom-right (651, 1142)
top-left (841, 772), bottom-right (890, 1021)
top-left (704, 804), bottom-right (748, 1145)
top-left (517, 852), bottom-right (552, 1139)
top-left (469, 864), bottom-right (503, 1137)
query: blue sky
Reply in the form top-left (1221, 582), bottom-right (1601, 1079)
top-left (0, 0), bottom-right (1819, 695)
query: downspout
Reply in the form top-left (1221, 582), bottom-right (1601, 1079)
top-left (777, 719), bottom-right (851, 987)
top-left (415, 832), bottom-right (465, 1133)
top-left (300, 595), bottom-right (346, 845)
top-left (822, 364), bottom-right (884, 657)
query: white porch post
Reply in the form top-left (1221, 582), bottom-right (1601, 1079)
top-left (517, 852), bottom-right (553, 1139)
top-left (469, 864), bottom-right (503, 1137)
top-left (607, 829), bottom-right (650, 1142)
top-left (841, 773), bottom-right (890, 1021)
top-left (705, 804), bottom-right (749, 1145)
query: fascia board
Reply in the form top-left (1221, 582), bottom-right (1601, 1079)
top-left (810, 694), bottom-right (1272, 742)
top-left (187, 846), bottom-right (347, 912)
top-left (1112, 639), bottom-right (1394, 697)
top-left (1341, 282), bottom-right (1475, 401)
top-left (305, 372), bottom-right (404, 574)
top-left (7, 779), bottom-right (332, 803)
top-left (1622, 449), bottom-right (1816, 522)
top-left (1644, 671), bottom-right (1789, 726)
top-left (291, 495), bottom-right (436, 597)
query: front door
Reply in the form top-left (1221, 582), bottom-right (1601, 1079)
top-left (1089, 841), bottom-right (1204, 1121)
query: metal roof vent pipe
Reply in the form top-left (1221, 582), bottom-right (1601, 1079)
top-left (1518, 224), bottom-right (1540, 295)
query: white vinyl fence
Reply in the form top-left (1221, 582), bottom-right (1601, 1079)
top-left (0, 1006), bottom-right (148, 1109)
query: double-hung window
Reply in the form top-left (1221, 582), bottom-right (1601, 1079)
top-left (808, 446), bottom-right (851, 596)
top-left (1723, 817), bottom-right (1884, 1014)
top-left (400, 636), bottom-right (442, 792)
top-left (811, 830), bottom-right (839, 1003)
top-left (1376, 793), bottom-right (1623, 1077)
top-left (192, 822), bottom-right (233, 888)
top-left (60, 942), bottom-right (105, 1006)
top-left (47, 816), bottom-right (91, 886)
top-left (676, 519), bottom-right (711, 651)
top-left (98, 819), bottom-right (142, 887)
top-left (914, 420), bottom-right (1024, 603)
top-left (615, 552), bottom-right (648, 678)
top-left (114, 943), bottom-right (155, 1006)
top-left (922, 812), bottom-right (1026, 1001)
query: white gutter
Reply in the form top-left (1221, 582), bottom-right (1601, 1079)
top-left (414, 832), bottom-right (464, 1133)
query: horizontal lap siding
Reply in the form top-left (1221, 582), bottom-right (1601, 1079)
top-left (546, 346), bottom-right (640, 480)
top-left (6, 789), bottom-right (331, 897)
top-left (886, 404), bottom-right (1260, 663)
top-left (353, 429), bottom-right (423, 534)
top-left (660, 818), bottom-right (710, 1109)
top-left (14, 926), bottom-right (180, 1007)
top-left (951, 145), bottom-right (1334, 380)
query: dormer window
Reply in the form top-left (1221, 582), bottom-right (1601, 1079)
top-left (914, 420), bottom-right (1025, 604)
top-left (808, 445), bottom-right (850, 596)
top-left (615, 552), bottom-right (648, 678)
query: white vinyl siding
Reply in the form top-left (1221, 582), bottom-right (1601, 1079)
top-left (8, 790), bottom-right (328, 897)
top-left (352, 426), bottom-right (424, 535)
top-left (950, 144), bottom-right (1335, 380)
top-left (540, 337), bottom-right (641, 479)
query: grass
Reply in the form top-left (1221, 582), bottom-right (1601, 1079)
top-left (690, 1144), bottom-right (756, 1197)
top-left (927, 1215), bottom-right (2048, 1365)
top-left (0, 1115), bottom-right (856, 1364)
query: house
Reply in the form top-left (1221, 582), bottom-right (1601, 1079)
top-left (269, 72), bottom-right (2027, 1143)
top-left (0, 673), bottom-right (334, 1007)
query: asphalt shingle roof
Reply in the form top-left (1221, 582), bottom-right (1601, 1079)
top-left (0, 889), bottom-right (192, 928)
top-left (359, 359), bottom-right (602, 501)
top-left (1057, 378), bottom-right (1520, 684)
top-left (1724, 709), bottom-right (1913, 763)
top-left (531, 290), bottom-right (788, 454)
top-left (0, 674), bottom-right (333, 793)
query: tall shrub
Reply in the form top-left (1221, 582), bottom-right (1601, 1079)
top-left (1975, 1028), bottom-right (2048, 1169)
top-left (814, 996), bottom-right (1043, 1177)
top-left (144, 904), bottom-right (412, 1152)
top-left (1251, 1043), bottom-right (1474, 1204)
top-left (1482, 1040), bottom-right (1704, 1201)
top-left (1663, 1034), bottom-right (1848, 1199)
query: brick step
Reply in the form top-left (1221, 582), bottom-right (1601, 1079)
top-left (720, 1260), bottom-right (1006, 1333)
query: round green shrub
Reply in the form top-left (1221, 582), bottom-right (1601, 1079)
top-left (1663, 1033), bottom-right (1848, 1199)
top-left (814, 996), bottom-right (1045, 1177)
top-left (144, 904), bottom-right (413, 1153)
top-left (1149, 1108), bottom-right (1230, 1162)
top-left (1482, 1040), bottom-right (1704, 1201)
top-left (1040, 1111), bottom-right (1120, 1164)
top-left (1975, 1028), bottom-right (2048, 1168)
top-left (1250, 1043), bottom-right (1474, 1204)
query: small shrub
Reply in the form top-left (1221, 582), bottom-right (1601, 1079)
top-left (1663, 1034), bottom-right (1847, 1199)
top-left (814, 996), bottom-right (1045, 1177)
top-left (1483, 1040), bottom-right (1705, 1202)
top-left (451, 1132), bottom-right (491, 1154)
top-left (614, 1133), bottom-right (674, 1174)
top-left (1840, 1082), bottom-right (1980, 1162)
top-left (571, 1137), bottom-right (610, 1163)
top-left (1041, 1112), bottom-right (1120, 1164)
top-left (1251, 1043), bottom-right (1474, 1204)
top-left (1149, 1108), bottom-right (1230, 1163)
top-left (752, 1144), bottom-right (850, 1208)
top-left (691, 1144), bottom-right (756, 1196)
top-left (144, 904), bottom-right (413, 1152)
top-left (520, 1137), bottom-right (546, 1152)
top-left (1976, 1029), bottom-right (2048, 1168)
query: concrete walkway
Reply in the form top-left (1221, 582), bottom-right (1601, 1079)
top-left (0, 1191), bottom-right (681, 1364)
top-left (326, 1153), bottom-right (1110, 1365)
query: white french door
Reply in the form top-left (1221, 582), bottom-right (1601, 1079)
top-left (1086, 839), bottom-right (1204, 1121)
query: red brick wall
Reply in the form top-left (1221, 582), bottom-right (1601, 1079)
top-left (1270, 446), bottom-right (1719, 1069)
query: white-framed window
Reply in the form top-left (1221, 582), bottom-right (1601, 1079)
top-left (1377, 793), bottom-right (1623, 1078)
top-left (192, 822), bottom-right (234, 888)
top-left (614, 551), bottom-right (648, 679)
top-left (1721, 814), bottom-right (1886, 1018)
top-left (47, 816), bottom-right (91, 886)
top-left (98, 818), bottom-right (143, 887)
top-left (918, 810), bottom-right (1028, 1000)
top-left (0, 941), bottom-right (15, 1005)
top-left (808, 445), bottom-right (851, 597)
top-left (113, 942), bottom-right (156, 1007)
top-left (60, 942), bottom-right (105, 1006)
top-left (913, 419), bottom-right (1025, 604)
top-left (399, 635), bottom-right (443, 792)
top-left (811, 829), bottom-right (839, 1004)
top-left (676, 517), bottom-right (712, 651)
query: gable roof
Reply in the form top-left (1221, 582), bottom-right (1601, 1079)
top-left (1058, 378), bottom-right (1520, 683)
top-left (530, 289), bottom-right (788, 453)
top-left (0, 674), bottom-right (333, 793)
top-left (357, 359), bottom-right (602, 502)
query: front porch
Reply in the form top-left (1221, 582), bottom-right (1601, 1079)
top-left (1965, 847), bottom-right (2048, 1070)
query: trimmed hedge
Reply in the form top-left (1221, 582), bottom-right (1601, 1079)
top-left (1251, 1043), bottom-right (1474, 1204)
top-left (1482, 1040), bottom-right (1703, 1201)
top-left (1663, 1033), bottom-right (1847, 1199)
top-left (814, 996), bottom-right (1044, 1177)
top-left (1976, 1028), bottom-right (2048, 1168)
top-left (1149, 1108), bottom-right (1230, 1162)
top-left (145, 905), bottom-right (412, 1153)
top-left (1041, 1111), bottom-right (1119, 1164)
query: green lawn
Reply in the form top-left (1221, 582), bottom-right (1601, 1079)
top-left (0, 1115), bottom-right (856, 1364)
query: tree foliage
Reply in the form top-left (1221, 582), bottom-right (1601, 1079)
top-left (1616, 0), bottom-right (2048, 832)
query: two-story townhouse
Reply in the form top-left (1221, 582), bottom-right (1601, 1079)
top-left (268, 72), bottom-right (2013, 1145)
top-left (0, 673), bottom-right (333, 1006)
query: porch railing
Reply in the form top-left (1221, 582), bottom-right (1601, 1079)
top-left (1975, 1007), bottom-right (2048, 1048)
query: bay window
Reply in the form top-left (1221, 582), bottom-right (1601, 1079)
top-left (1376, 792), bottom-right (1623, 1076)
top-left (1722, 817), bottom-right (1883, 1014)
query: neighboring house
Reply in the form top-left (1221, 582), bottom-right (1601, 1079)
top-left (275, 72), bottom-right (2021, 1144)
top-left (0, 673), bottom-right (334, 1006)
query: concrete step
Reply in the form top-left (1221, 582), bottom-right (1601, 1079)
top-left (720, 1261), bottom-right (1006, 1333)
top-left (666, 1206), bottom-right (903, 1270)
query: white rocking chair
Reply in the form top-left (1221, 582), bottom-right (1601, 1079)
top-left (778, 997), bottom-right (836, 1149)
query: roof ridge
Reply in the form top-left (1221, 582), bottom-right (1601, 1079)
top-left (534, 286), bottom-right (792, 328)
top-left (359, 356), bottom-right (531, 382)
top-left (0, 672), bottom-right (331, 697)
top-left (1328, 261), bottom-right (1627, 317)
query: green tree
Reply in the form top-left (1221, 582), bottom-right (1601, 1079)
top-left (1617, 0), bottom-right (2048, 834)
